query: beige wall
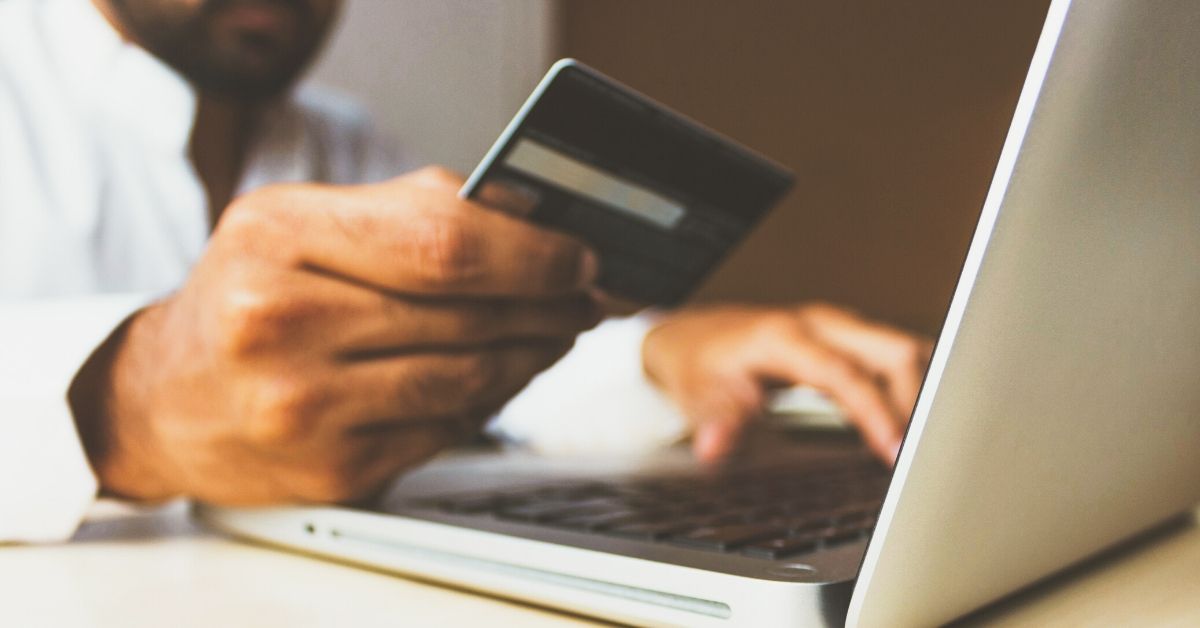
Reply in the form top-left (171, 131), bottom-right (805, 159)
top-left (308, 0), bottom-right (556, 173)
top-left (557, 1), bottom-right (1050, 334)
top-left (309, 1), bottom-right (1053, 335)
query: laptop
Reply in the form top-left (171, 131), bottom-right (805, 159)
top-left (197, 1), bottom-right (1200, 625)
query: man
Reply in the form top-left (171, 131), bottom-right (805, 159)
top-left (0, 0), bottom-right (930, 543)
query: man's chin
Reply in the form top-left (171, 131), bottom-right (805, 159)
top-left (172, 46), bottom-right (308, 102)
top-left (185, 68), bottom-right (297, 103)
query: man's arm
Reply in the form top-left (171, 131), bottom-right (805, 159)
top-left (66, 168), bottom-right (601, 505)
top-left (497, 303), bottom-right (932, 465)
top-left (0, 295), bottom-right (149, 543)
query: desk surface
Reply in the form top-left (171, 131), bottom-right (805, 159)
top-left (3, 501), bottom-right (1198, 627)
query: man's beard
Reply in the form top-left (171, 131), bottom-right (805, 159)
top-left (108, 0), bottom-right (331, 103)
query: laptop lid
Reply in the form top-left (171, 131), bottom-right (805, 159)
top-left (850, 1), bottom-right (1200, 625)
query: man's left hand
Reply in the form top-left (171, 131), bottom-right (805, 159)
top-left (642, 304), bottom-right (933, 465)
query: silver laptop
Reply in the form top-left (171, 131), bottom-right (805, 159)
top-left (198, 2), bottom-right (1200, 625)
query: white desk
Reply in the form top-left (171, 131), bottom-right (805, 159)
top-left (3, 501), bottom-right (1198, 627)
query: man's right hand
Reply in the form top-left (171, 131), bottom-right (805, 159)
top-left (70, 167), bottom-right (602, 505)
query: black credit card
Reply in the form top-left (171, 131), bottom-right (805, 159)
top-left (460, 59), bottom-right (795, 306)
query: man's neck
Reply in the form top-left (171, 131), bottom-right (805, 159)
top-left (90, 0), bottom-right (260, 229)
top-left (191, 97), bottom-right (259, 229)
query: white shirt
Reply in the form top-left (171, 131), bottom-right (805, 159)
top-left (0, 0), bottom-right (684, 543)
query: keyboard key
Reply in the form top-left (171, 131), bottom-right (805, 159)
top-left (833, 510), bottom-right (876, 527)
top-left (495, 502), bottom-right (582, 522)
top-left (819, 528), bottom-right (865, 547)
top-left (744, 505), bottom-right (789, 520)
top-left (406, 458), bottom-right (889, 561)
top-left (670, 523), bottom-right (787, 551)
top-left (603, 520), bottom-right (698, 541)
top-left (436, 496), bottom-right (506, 514)
top-left (778, 499), bottom-right (833, 515)
top-left (551, 508), bottom-right (667, 531)
top-left (694, 512), bottom-right (751, 527)
top-left (785, 516), bottom-right (836, 534)
top-left (551, 512), bottom-right (634, 530)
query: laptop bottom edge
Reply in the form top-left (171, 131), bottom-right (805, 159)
top-left (195, 503), bottom-right (856, 627)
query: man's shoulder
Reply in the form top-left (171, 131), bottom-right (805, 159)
top-left (0, 0), bottom-right (94, 98)
top-left (0, 0), bottom-right (44, 74)
top-left (0, 0), bottom-right (67, 121)
top-left (0, 0), bottom-right (36, 32)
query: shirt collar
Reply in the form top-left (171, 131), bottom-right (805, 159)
top-left (44, 0), bottom-right (316, 195)
top-left (46, 0), bottom-right (198, 156)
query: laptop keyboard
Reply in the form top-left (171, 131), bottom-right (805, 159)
top-left (408, 460), bottom-right (889, 560)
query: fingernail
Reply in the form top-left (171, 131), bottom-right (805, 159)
top-left (696, 424), bottom-right (720, 456)
top-left (578, 249), bottom-right (601, 286)
top-left (889, 440), bottom-right (903, 464)
top-left (696, 423), bottom-right (735, 464)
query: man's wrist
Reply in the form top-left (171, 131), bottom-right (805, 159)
top-left (68, 305), bottom-right (177, 501)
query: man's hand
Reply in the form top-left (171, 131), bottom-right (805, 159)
top-left (642, 304), bottom-right (932, 465)
top-left (70, 167), bottom-right (601, 505)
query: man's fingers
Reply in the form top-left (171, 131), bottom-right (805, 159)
top-left (212, 269), bottom-right (600, 361)
top-left (799, 305), bottom-right (933, 422)
top-left (694, 421), bottom-right (739, 464)
top-left (280, 424), bottom-right (458, 504)
top-left (473, 179), bottom-right (540, 218)
top-left (252, 270), bottom-right (600, 355)
top-left (219, 168), bottom-right (599, 298)
top-left (350, 423), bottom-right (464, 490)
top-left (754, 331), bottom-right (903, 464)
top-left (680, 377), bottom-right (763, 464)
top-left (327, 340), bottom-right (573, 428)
top-left (244, 342), bottom-right (570, 450)
top-left (338, 293), bottom-right (601, 357)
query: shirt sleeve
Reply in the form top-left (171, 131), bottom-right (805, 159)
top-left (0, 294), bottom-right (150, 543)
top-left (488, 311), bottom-right (690, 457)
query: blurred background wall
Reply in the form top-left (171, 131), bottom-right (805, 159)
top-left (310, 0), bottom-right (1051, 335)
top-left (309, 0), bottom-right (557, 173)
